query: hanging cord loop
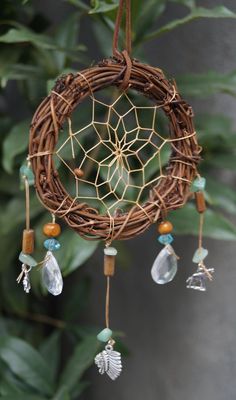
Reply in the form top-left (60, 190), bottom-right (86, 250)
top-left (112, 0), bottom-right (132, 90)
top-left (113, 0), bottom-right (132, 58)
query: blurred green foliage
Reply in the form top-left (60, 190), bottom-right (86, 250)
top-left (0, 0), bottom-right (236, 398)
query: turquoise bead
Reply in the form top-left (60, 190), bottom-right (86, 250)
top-left (158, 234), bottom-right (174, 245)
top-left (191, 177), bottom-right (206, 192)
top-left (19, 252), bottom-right (37, 267)
top-left (192, 247), bottom-right (208, 264)
top-left (20, 165), bottom-right (35, 186)
top-left (44, 238), bottom-right (61, 251)
top-left (97, 328), bottom-right (113, 343)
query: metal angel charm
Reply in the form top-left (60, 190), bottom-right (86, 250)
top-left (95, 341), bottom-right (122, 380)
top-left (186, 263), bottom-right (214, 292)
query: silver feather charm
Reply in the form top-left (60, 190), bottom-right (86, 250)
top-left (95, 342), bottom-right (122, 380)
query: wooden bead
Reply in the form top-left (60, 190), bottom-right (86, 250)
top-left (195, 191), bottom-right (206, 213)
top-left (22, 229), bottom-right (34, 254)
top-left (74, 168), bottom-right (84, 178)
top-left (43, 222), bottom-right (61, 237)
top-left (104, 255), bottom-right (115, 277)
top-left (158, 220), bottom-right (173, 235)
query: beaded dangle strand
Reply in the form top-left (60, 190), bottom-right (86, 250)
top-left (41, 215), bottom-right (63, 296)
top-left (17, 161), bottom-right (37, 293)
top-left (186, 176), bottom-right (214, 291)
top-left (94, 245), bottom-right (122, 381)
top-left (17, 160), bottom-right (64, 296)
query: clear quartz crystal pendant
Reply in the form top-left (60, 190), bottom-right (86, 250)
top-left (42, 251), bottom-right (63, 296)
top-left (95, 341), bottom-right (122, 380)
top-left (151, 245), bottom-right (178, 284)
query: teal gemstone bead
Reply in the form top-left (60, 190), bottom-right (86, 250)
top-left (192, 247), bottom-right (208, 264)
top-left (20, 165), bottom-right (35, 186)
top-left (97, 328), bottom-right (113, 343)
top-left (191, 177), bottom-right (206, 192)
top-left (19, 252), bottom-right (37, 267)
top-left (158, 234), bottom-right (173, 245)
top-left (44, 238), bottom-right (61, 251)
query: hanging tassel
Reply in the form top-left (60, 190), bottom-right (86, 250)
top-left (94, 246), bottom-right (122, 380)
top-left (186, 177), bottom-right (214, 291)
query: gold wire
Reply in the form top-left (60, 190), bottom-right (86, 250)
top-left (198, 212), bottom-right (213, 280)
top-left (198, 212), bottom-right (204, 250)
top-left (24, 177), bottom-right (30, 230)
top-left (105, 276), bottom-right (110, 329)
top-left (28, 150), bottom-right (54, 159)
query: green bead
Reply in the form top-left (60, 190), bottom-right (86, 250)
top-left (20, 165), bottom-right (35, 186)
top-left (97, 328), bottom-right (113, 343)
top-left (192, 247), bottom-right (208, 264)
top-left (19, 252), bottom-right (37, 267)
top-left (191, 177), bottom-right (206, 192)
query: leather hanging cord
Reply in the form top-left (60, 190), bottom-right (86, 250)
top-left (24, 177), bottom-right (30, 231)
top-left (112, 0), bottom-right (132, 59)
top-left (105, 276), bottom-right (110, 329)
top-left (112, 0), bottom-right (132, 90)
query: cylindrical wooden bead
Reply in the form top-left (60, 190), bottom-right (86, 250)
top-left (195, 191), bottom-right (206, 213)
top-left (104, 255), bottom-right (115, 277)
top-left (22, 229), bottom-right (35, 254)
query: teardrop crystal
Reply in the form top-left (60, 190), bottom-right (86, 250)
top-left (42, 251), bottom-right (63, 296)
top-left (151, 245), bottom-right (178, 284)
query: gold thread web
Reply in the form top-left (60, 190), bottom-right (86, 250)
top-left (54, 89), bottom-right (191, 217)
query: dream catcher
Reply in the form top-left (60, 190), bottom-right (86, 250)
top-left (18, 0), bottom-right (214, 380)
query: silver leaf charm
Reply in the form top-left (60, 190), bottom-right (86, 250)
top-left (95, 342), bottom-right (122, 380)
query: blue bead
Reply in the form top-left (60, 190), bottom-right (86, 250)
top-left (158, 234), bottom-right (174, 245)
top-left (192, 247), bottom-right (208, 264)
top-left (191, 177), bottom-right (206, 192)
top-left (44, 238), bottom-right (61, 251)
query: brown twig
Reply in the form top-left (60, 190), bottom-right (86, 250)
top-left (14, 309), bottom-right (66, 329)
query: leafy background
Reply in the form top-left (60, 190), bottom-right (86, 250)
top-left (0, 0), bottom-right (236, 399)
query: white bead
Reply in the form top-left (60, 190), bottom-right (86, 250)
top-left (104, 247), bottom-right (117, 256)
